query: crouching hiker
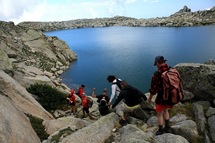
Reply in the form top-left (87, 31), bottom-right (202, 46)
top-left (66, 89), bottom-right (77, 115)
top-left (110, 80), bottom-right (147, 126)
top-left (81, 95), bottom-right (95, 120)
top-left (92, 88), bottom-right (110, 116)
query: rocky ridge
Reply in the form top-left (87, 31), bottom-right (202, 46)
top-left (17, 6), bottom-right (215, 32)
top-left (1, 6), bottom-right (215, 143)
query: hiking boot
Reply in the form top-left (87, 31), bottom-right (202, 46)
top-left (119, 119), bottom-right (127, 126)
top-left (163, 127), bottom-right (172, 133)
top-left (155, 129), bottom-right (164, 135)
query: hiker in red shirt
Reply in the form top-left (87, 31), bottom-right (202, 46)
top-left (76, 84), bottom-right (85, 99)
top-left (81, 95), bottom-right (95, 120)
top-left (148, 56), bottom-right (173, 135)
top-left (66, 89), bottom-right (77, 114)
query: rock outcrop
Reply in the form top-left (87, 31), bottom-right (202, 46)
top-left (0, 21), bottom-right (77, 142)
top-left (0, 95), bottom-right (41, 143)
top-left (175, 63), bottom-right (215, 102)
top-left (17, 6), bottom-right (215, 32)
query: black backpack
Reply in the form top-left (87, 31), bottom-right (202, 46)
top-left (127, 86), bottom-right (147, 104)
top-left (99, 98), bottom-right (109, 115)
top-left (112, 79), bottom-right (122, 90)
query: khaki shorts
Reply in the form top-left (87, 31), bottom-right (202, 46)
top-left (116, 102), bottom-right (140, 117)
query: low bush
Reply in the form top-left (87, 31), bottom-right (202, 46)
top-left (170, 102), bottom-right (195, 119)
top-left (27, 114), bottom-right (49, 141)
top-left (27, 83), bottom-right (67, 112)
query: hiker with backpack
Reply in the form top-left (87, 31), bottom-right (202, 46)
top-left (76, 84), bottom-right (85, 99)
top-left (107, 75), bottom-right (122, 105)
top-left (110, 80), bottom-right (147, 126)
top-left (66, 89), bottom-right (77, 114)
top-left (91, 88), bottom-right (110, 116)
top-left (81, 95), bottom-right (95, 120)
top-left (148, 56), bottom-right (183, 135)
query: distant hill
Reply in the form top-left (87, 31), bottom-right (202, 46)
top-left (16, 5), bottom-right (215, 32)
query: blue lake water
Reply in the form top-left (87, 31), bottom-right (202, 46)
top-left (45, 25), bottom-right (215, 95)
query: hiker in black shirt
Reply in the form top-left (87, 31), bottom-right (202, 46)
top-left (92, 88), bottom-right (110, 116)
top-left (111, 80), bottom-right (147, 126)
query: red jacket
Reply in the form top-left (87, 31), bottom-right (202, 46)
top-left (68, 90), bottom-right (76, 104)
top-left (149, 63), bottom-right (169, 104)
top-left (82, 96), bottom-right (88, 108)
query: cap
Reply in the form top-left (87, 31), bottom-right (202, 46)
top-left (154, 56), bottom-right (167, 66)
top-left (103, 88), bottom-right (108, 92)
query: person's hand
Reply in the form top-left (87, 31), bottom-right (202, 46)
top-left (108, 101), bottom-right (111, 106)
top-left (148, 94), bottom-right (152, 103)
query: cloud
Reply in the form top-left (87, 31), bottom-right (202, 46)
top-left (0, 0), bottom-right (46, 24)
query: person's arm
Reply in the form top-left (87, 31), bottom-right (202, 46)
top-left (112, 91), bottom-right (124, 108)
top-left (109, 84), bottom-right (117, 104)
top-left (148, 72), bottom-right (159, 102)
top-left (91, 88), bottom-right (96, 98)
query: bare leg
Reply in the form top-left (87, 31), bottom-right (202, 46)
top-left (163, 109), bottom-right (170, 120)
top-left (157, 111), bottom-right (164, 126)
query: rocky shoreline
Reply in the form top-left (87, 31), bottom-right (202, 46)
top-left (17, 6), bottom-right (215, 32)
top-left (1, 5), bottom-right (215, 143)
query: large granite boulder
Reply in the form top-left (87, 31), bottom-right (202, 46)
top-left (0, 48), bottom-right (13, 73)
top-left (0, 69), bottom-right (53, 120)
top-left (175, 63), bottom-right (215, 102)
top-left (0, 95), bottom-right (41, 143)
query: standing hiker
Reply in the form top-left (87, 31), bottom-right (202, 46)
top-left (81, 95), bottom-right (95, 120)
top-left (66, 89), bottom-right (77, 114)
top-left (106, 75), bottom-right (122, 106)
top-left (76, 84), bottom-right (85, 99)
top-left (148, 56), bottom-right (174, 135)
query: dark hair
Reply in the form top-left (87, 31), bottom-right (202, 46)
top-left (107, 75), bottom-right (116, 82)
top-left (120, 80), bottom-right (128, 87)
top-left (81, 84), bottom-right (85, 88)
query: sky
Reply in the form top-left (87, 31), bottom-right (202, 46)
top-left (0, 0), bottom-right (215, 24)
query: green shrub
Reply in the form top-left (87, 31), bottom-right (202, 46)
top-left (170, 102), bottom-right (195, 120)
top-left (27, 114), bottom-right (49, 141)
top-left (51, 127), bottom-right (73, 142)
top-left (27, 83), bottom-right (68, 112)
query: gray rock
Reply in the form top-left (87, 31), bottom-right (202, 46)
top-left (171, 120), bottom-right (199, 142)
top-left (147, 116), bottom-right (158, 127)
top-left (193, 103), bottom-right (206, 133)
top-left (119, 124), bottom-right (153, 143)
top-left (206, 107), bottom-right (215, 117)
top-left (0, 69), bottom-right (53, 120)
top-left (43, 116), bottom-right (91, 135)
top-left (154, 133), bottom-right (189, 143)
top-left (170, 114), bottom-right (188, 124)
top-left (175, 63), bottom-right (215, 102)
top-left (0, 48), bottom-right (13, 73)
top-left (208, 115), bottom-right (215, 141)
top-left (60, 113), bottom-right (118, 143)
top-left (0, 95), bottom-right (41, 143)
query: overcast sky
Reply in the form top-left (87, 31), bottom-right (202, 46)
top-left (0, 0), bottom-right (214, 24)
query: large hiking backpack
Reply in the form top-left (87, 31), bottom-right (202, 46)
top-left (112, 79), bottom-right (122, 90)
top-left (161, 67), bottom-right (184, 105)
top-left (87, 97), bottom-right (93, 108)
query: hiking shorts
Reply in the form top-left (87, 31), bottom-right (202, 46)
top-left (155, 104), bottom-right (173, 112)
